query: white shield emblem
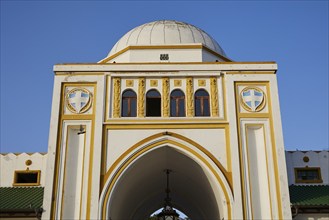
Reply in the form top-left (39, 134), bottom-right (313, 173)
top-left (66, 88), bottom-right (92, 114)
top-left (240, 87), bottom-right (265, 112)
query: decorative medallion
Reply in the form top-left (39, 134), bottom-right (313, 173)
top-left (150, 80), bottom-right (158, 87)
top-left (66, 88), bottom-right (92, 114)
top-left (240, 87), bottom-right (266, 112)
top-left (162, 78), bottom-right (169, 117)
top-left (25, 160), bottom-right (32, 166)
top-left (126, 80), bottom-right (134, 87)
top-left (113, 78), bottom-right (121, 118)
top-left (174, 80), bottom-right (182, 87)
top-left (303, 156), bottom-right (309, 163)
top-left (198, 80), bottom-right (206, 87)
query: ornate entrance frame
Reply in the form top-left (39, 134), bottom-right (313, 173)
top-left (98, 132), bottom-right (234, 219)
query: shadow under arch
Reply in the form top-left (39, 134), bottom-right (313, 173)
top-left (99, 131), bottom-right (233, 219)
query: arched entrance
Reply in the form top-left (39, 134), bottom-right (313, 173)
top-left (99, 134), bottom-right (233, 219)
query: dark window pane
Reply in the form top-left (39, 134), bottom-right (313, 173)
top-left (122, 90), bottom-right (137, 117)
top-left (195, 99), bottom-right (201, 116)
top-left (178, 99), bottom-right (185, 117)
top-left (146, 90), bottom-right (161, 117)
top-left (203, 99), bottom-right (210, 116)
top-left (196, 90), bottom-right (208, 96)
top-left (147, 90), bottom-right (161, 98)
top-left (123, 90), bottom-right (136, 97)
top-left (170, 90), bottom-right (185, 117)
top-left (130, 99), bottom-right (137, 116)
top-left (16, 172), bottom-right (38, 183)
top-left (194, 89), bottom-right (210, 116)
top-left (170, 99), bottom-right (176, 116)
top-left (296, 168), bottom-right (321, 181)
top-left (122, 99), bottom-right (129, 116)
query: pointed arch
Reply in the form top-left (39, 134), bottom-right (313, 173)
top-left (99, 132), bottom-right (233, 219)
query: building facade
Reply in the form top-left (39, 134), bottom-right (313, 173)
top-left (286, 150), bottom-right (329, 220)
top-left (1, 20), bottom-right (294, 220)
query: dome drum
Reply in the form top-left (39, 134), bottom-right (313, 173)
top-left (100, 20), bottom-right (231, 63)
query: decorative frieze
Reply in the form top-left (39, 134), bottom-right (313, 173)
top-left (186, 77), bottom-right (194, 117)
top-left (162, 78), bottom-right (170, 117)
top-left (138, 78), bottom-right (145, 117)
top-left (113, 78), bottom-right (121, 118)
top-left (210, 77), bottom-right (219, 117)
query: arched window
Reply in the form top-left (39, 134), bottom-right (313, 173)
top-left (194, 89), bottom-right (210, 116)
top-left (121, 89), bottom-right (137, 117)
top-left (170, 89), bottom-right (185, 117)
top-left (146, 89), bottom-right (161, 117)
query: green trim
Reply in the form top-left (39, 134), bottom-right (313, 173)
top-left (0, 187), bottom-right (44, 210)
top-left (289, 185), bottom-right (329, 206)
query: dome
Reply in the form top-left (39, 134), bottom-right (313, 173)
top-left (108, 20), bottom-right (227, 58)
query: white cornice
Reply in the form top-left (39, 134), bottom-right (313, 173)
top-left (53, 62), bottom-right (277, 73)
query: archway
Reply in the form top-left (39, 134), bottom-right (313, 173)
top-left (99, 134), bottom-right (233, 219)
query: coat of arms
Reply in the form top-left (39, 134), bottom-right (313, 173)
top-left (66, 88), bottom-right (92, 114)
top-left (240, 87), bottom-right (265, 112)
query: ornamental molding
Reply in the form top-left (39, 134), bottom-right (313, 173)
top-left (240, 86), bottom-right (266, 112)
top-left (66, 88), bottom-right (92, 114)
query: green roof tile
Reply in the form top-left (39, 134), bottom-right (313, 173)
top-left (0, 187), bottom-right (44, 210)
top-left (289, 185), bottom-right (329, 206)
top-left (0, 185), bottom-right (327, 211)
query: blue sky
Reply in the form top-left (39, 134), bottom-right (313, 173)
top-left (1, 1), bottom-right (328, 153)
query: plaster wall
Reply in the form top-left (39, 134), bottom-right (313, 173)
top-left (105, 128), bottom-right (227, 171)
top-left (285, 151), bottom-right (329, 185)
top-left (225, 73), bottom-right (291, 219)
top-left (0, 153), bottom-right (47, 187)
top-left (41, 62), bottom-right (290, 219)
top-left (294, 213), bottom-right (329, 220)
top-left (60, 126), bottom-right (86, 219)
top-left (106, 48), bottom-right (224, 63)
top-left (107, 50), bottom-right (130, 63)
top-left (107, 48), bottom-right (201, 63)
top-left (202, 49), bottom-right (225, 62)
top-left (42, 74), bottom-right (105, 220)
